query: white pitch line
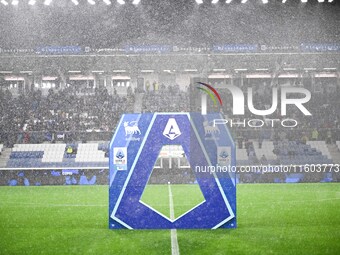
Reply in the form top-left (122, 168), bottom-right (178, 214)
top-left (168, 182), bottom-right (180, 255)
top-left (243, 197), bottom-right (340, 206)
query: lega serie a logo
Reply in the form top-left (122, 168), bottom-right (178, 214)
top-left (113, 147), bottom-right (127, 170)
top-left (115, 149), bottom-right (125, 159)
top-left (163, 118), bottom-right (181, 140)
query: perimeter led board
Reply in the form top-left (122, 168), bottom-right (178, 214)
top-left (109, 112), bottom-right (236, 229)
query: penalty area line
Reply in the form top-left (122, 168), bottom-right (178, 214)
top-left (168, 182), bottom-right (180, 255)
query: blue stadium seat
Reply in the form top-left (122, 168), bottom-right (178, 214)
top-left (24, 178), bottom-right (30, 186)
top-left (79, 175), bottom-right (89, 185)
top-left (285, 173), bottom-right (304, 183)
top-left (8, 179), bottom-right (18, 186)
top-left (321, 173), bottom-right (333, 183)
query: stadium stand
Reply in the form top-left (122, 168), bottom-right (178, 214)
top-left (253, 140), bottom-right (276, 163)
top-left (236, 148), bottom-right (250, 166)
top-left (307, 141), bottom-right (332, 160)
top-left (75, 143), bottom-right (107, 163)
top-left (274, 141), bottom-right (332, 165)
top-left (336, 141), bottom-right (340, 151)
top-left (6, 143), bottom-right (108, 168)
top-left (0, 77), bottom-right (339, 184)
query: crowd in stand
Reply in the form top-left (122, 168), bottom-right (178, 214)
top-left (142, 84), bottom-right (191, 112)
top-left (219, 79), bottom-right (340, 145)
top-left (0, 86), bottom-right (134, 146)
top-left (218, 79), bottom-right (340, 130)
top-left (0, 78), bottom-right (339, 147)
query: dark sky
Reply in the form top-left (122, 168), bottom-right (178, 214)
top-left (0, 0), bottom-right (339, 48)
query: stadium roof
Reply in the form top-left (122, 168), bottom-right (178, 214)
top-left (0, 0), bottom-right (339, 49)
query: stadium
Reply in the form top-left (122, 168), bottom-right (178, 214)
top-left (0, 0), bottom-right (339, 254)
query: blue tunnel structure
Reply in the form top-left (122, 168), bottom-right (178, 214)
top-left (109, 112), bottom-right (236, 229)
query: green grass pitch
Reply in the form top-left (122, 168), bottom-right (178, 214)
top-left (141, 184), bottom-right (205, 219)
top-left (0, 183), bottom-right (340, 254)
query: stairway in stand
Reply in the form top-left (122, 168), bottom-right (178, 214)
top-left (0, 148), bottom-right (12, 168)
top-left (328, 144), bottom-right (340, 164)
top-left (133, 93), bottom-right (145, 113)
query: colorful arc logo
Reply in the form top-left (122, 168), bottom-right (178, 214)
top-left (196, 82), bottom-right (222, 114)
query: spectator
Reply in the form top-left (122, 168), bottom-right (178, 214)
top-left (311, 128), bottom-right (319, 141)
top-left (66, 146), bottom-right (73, 154)
top-left (326, 129), bottom-right (332, 144)
top-left (260, 154), bottom-right (268, 165)
top-left (258, 136), bottom-right (263, 149)
top-left (301, 133), bottom-right (308, 145)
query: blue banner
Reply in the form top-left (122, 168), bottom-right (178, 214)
top-left (124, 45), bottom-right (172, 53)
top-left (35, 46), bottom-right (83, 55)
top-left (212, 44), bottom-right (258, 53)
top-left (300, 43), bottom-right (340, 52)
